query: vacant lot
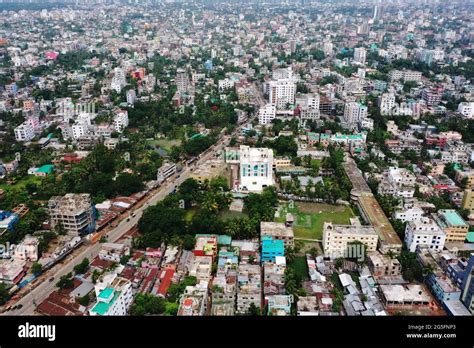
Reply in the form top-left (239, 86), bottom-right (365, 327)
top-left (275, 202), bottom-right (354, 240)
top-left (151, 138), bottom-right (182, 152)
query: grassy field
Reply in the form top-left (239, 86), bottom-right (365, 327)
top-left (151, 138), bottom-right (182, 152)
top-left (0, 176), bottom-right (43, 192)
top-left (275, 202), bottom-right (354, 240)
top-left (288, 256), bottom-right (309, 284)
top-left (218, 209), bottom-right (248, 220)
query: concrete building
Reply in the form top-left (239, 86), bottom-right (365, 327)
top-left (14, 122), bottom-right (35, 142)
top-left (238, 146), bottom-right (274, 192)
top-left (432, 210), bottom-right (469, 242)
top-left (379, 284), bottom-right (431, 310)
top-left (379, 93), bottom-right (396, 116)
top-left (157, 161), bottom-right (177, 184)
top-left (458, 102), bottom-right (474, 119)
top-left (237, 264), bottom-right (262, 314)
top-left (367, 252), bottom-right (402, 280)
top-left (322, 222), bottom-right (378, 257)
top-left (353, 47), bottom-right (367, 64)
top-left (266, 294), bottom-right (294, 316)
top-left (260, 222), bottom-right (294, 248)
top-left (461, 189), bottom-right (474, 214)
top-left (268, 76), bottom-right (297, 109)
top-left (343, 102), bottom-right (368, 125)
top-left (90, 275), bottom-right (133, 316)
top-left (178, 281), bottom-right (209, 316)
top-left (99, 243), bottom-right (130, 263)
top-left (258, 103), bottom-right (276, 125)
top-left (404, 218), bottom-right (446, 253)
top-left (48, 194), bottom-right (96, 235)
top-left (113, 110), bottom-right (129, 133)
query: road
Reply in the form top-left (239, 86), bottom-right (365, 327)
top-left (6, 133), bottom-right (232, 315)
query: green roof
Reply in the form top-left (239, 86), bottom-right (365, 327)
top-left (36, 164), bottom-right (54, 174)
top-left (466, 232), bottom-right (474, 243)
top-left (441, 210), bottom-right (468, 227)
top-left (98, 287), bottom-right (114, 300)
top-left (92, 289), bottom-right (120, 316)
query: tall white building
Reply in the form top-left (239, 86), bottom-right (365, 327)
top-left (90, 274), bottom-right (133, 316)
top-left (344, 102), bottom-right (368, 124)
top-left (14, 122), bottom-right (35, 142)
top-left (176, 69), bottom-right (190, 93)
top-left (458, 102), bottom-right (474, 119)
top-left (111, 68), bottom-right (126, 93)
top-left (323, 41), bottom-right (333, 57)
top-left (404, 218), bottom-right (446, 253)
top-left (239, 146), bottom-right (274, 192)
top-left (353, 47), bottom-right (367, 64)
top-left (258, 104), bottom-right (277, 125)
top-left (114, 110), bottom-right (129, 133)
top-left (379, 93), bottom-right (396, 116)
top-left (269, 79), bottom-right (297, 109)
top-left (126, 89), bottom-right (136, 105)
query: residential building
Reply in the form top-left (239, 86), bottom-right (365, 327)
top-left (322, 222), bottom-right (378, 257)
top-left (432, 209), bottom-right (469, 242)
top-left (379, 93), bottom-right (396, 116)
top-left (458, 102), bottom-right (474, 119)
top-left (178, 281), bottom-right (209, 316)
top-left (379, 284), bottom-right (432, 310)
top-left (258, 103), bottom-right (276, 125)
top-left (266, 295), bottom-right (294, 316)
top-left (48, 194), bottom-right (96, 235)
top-left (461, 189), bottom-right (474, 214)
top-left (367, 252), bottom-right (402, 280)
top-left (238, 146), bottom-right (274, 192)
top-left (261, 237), bottom-right (285, 263)
top-left (99, 243), bottom-right (130, 263)
top-left (113, 110), bottom-right (129, 133)
top-left (237, 264), bottom-right (262, 314)
top-left (353, 47), bottom-right (366, 64)
top-left (260, 222), bottom-right (294, 248)
top-left (90, 276), bottom-right (133, 316)
top-left (404, 218), bottom-right (446, 253)
top-left (14, 122), bottom-right (35, 142)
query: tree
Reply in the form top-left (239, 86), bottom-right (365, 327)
top-left (182, 234), bottom-right (195, 250)
top-left (56, 272), bottom-right (74, 290)
top-left (138, 201), bottom-right (186, 247)
top-left (130, 293), bottom-right (166, 315)
top-left (77, 294), bottom-right (90, 306)
top-left (73, 258), bottom-right (90, 275)
top-left (31, 262), bottom-right (42, 275)
top-left (0, 283), bottom-right (10, 305)
top-left (246, 302), bottom-right (261, 316)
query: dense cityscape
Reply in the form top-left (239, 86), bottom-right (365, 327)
top-left (0, 0), bottom-right (473, 321)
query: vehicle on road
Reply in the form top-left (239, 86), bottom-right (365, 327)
top-left (49, 277), bottom-right (54, 282)
top-left (126, 218), bottom-right (130, 222)
top-left (131, 212), bottom-right (136, 218)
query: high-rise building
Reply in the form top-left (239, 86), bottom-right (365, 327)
top-left (48, 194), bottom-right (96, 235)
top-left (404, 218), bottom-right (446, 253)
top-left (238, 146), bottom-right (274, 192)
top-left (176, 69), bottom-right (190, 93)
top-left (258, 104), bottom-right (276, 125)
top-left (353, 47), bottom-right (367, 64)
top-left (344, 102), bottom-right (368, 124)
top-left (461, 190), bottom-right (474, 214)
top-left (460, 255), bottom-right (474, 314)
top-left (379, 93), bottom-right (396, 116)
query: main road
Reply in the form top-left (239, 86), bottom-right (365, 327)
top-left (6, 133), bottom-right (233, 315)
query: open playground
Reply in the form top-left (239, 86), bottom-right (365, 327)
top-left (275, 201), bottom-right (354, 240)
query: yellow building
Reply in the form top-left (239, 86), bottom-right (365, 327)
top-left (461, 190), bottom-right (474, 214)
top-left (433, 209), bottom-right (469, 242)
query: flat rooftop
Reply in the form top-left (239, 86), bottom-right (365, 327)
top-left (358, 193), bottom-right (402, 248)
